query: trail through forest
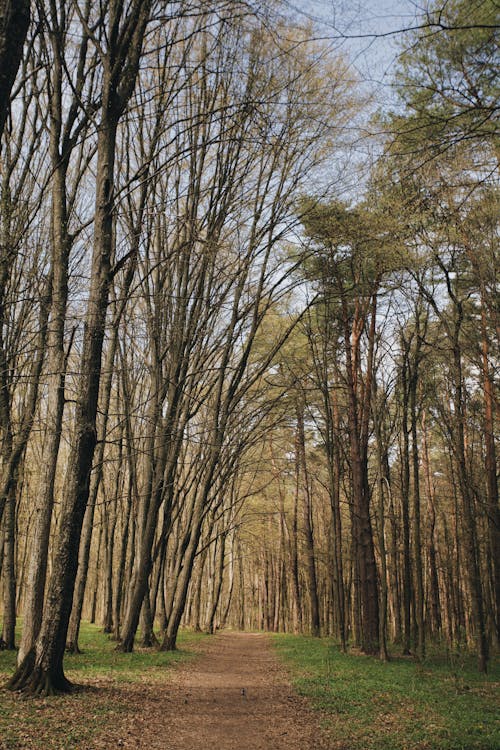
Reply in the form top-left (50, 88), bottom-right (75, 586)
top-left (93, 632), bottom-right (328, 750)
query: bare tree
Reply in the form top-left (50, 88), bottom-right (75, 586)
top-left (9, 0), bottom-right (153, 695)
top-left (18, 0), bottom-right (99, 664)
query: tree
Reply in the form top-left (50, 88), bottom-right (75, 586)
top-left (394, 0), bottom-right (500, 163)
top-left (18, 0), bottom-right (99, 664)
top-left (8, 0), bottom-right (153, 695)
top-left (0, 0), bottom-right (30, 140)
top-left (391, 150), bottom-right (494, 670)
top-left (0, 38), bottom-right (49, 647)
top-left (300, 199), bottom-right (400, 654)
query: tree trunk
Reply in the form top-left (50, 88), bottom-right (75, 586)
top-left (66, 308), bottom-right (122, 651)
top-left (7, 3), bottom-right (151, 693)
top-left (400, 357), bottom-right (412, 655)
top-left (102, 499), bottom-right (117, 635)
top-left (207, 534), bottom-right (226, 634)
top-left (343, 295), bottom-right (379, 655)
top-left (373, 381), bottom-right (389, 661)
top-left (113, 475), bottom-right (133, 641)
top-left (410, 375), bottom-right (425, 660)
top-left (296, 397), bottom-right (320, 636)
top-left (291, 462), bottom-right (302, 633)
top-left (327, 390), bottom-right (346, 649)
top-left (421, 410), bottom-right (442, 638)
top-left (1, 281), bottom-right (49, 658)
top-left (2, 475), bottom-right (18, 648)
top-left (480, 307), bottom-right (500, 644)
top-left (160, 496), bottom-right (206, 651)
top-left (192, 549), bottom-right (208, 632)
top-left (118, 456), bottom-right (174, 652)
top-left (17, 4), bottom-right (88, 659)
top-left (452, 335), bottom-right (488, 672)
top-left (139, 593), bottom-right (158, 647)
top-left (0, 0), bottom-right (30, 140)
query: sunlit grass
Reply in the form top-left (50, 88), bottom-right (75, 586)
top-left (273, 635), bottom-right (500, 750)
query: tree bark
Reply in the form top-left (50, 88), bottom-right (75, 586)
top-left (1, 472), bottom-right (18, 648)
top-left (480, 306), bottom-right (500, 644)
top-left (421, 410), bottom-right (442, 638)
top-left (409, 353), bottom-right (425, 660)
top-left (452, 325), bottom-right (488, 672)
top-left (7, 1), bottom-right (152, 694)
top-left (343, 291), bottom-right (379, 654)
top-left (0, 0), bottom-right (30, 140)
top-left (400, 350), bottom-right (413, 655)
top-left (296, 397), bottom-right (320, 637)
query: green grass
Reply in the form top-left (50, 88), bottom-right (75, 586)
top-left (0, 621), bottom-right (207, 750)
top-left (272, 635), bottom-right (500, 750)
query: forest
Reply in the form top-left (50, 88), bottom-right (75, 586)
top-left (0, 0), bottom-right (498, 703)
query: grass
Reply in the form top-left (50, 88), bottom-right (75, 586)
top-left (0, 621), bottom-right (207, 750)
top-left (272, 635), bottom-right (500, 750)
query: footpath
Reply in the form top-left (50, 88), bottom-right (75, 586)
top-left (94, 632), bottom-right (329, 750)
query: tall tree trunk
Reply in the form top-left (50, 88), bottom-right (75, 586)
top-left (66, 296), bottom-right (126, 652)
top-left (387, 468), bottom-right (402, 643)
top-left (118, 440), bottom-right (177, 652)
top-left (480, 307), bottom-right (500, 644)
top-left (8, 3), bottom-right (152, 693)
top-left (373, 381), bottom-right (389, 661)
top-left (291, 460), bottom-right (302, 633)
top-left (344, 296), bottom-right (379, 654)
top-left (0, 0), bottom-right (30, 140)
top-left (160, 495), bottom-right (206, 651)
top-left (410, 376), bottom-right (425, 660)
top-left (90, 521), bottom-right (104, 626)
top-left (400, 357), bottom-right (412, 655)
top-left (296, 397), bottom-right (320, 636)
top-left (1, 278), bottom-right (49, 657)
top-left (17, 2), bottom-right (91, 660)
top-left (1, 472), bottom-right (18, 648)
top-left (102, 495), bottom-right (117, 635)
top-left (192, 548), bottom-right (208, 632)
top-left (139, 593), bottom-right (157, 647)
top-left (452, 332), bottom-right (488, 673)
top-left (113, 474), bottom-right (133, 641)
top-left (421, 410), bottom-right (442, 638)
top-left (220, 531), bottom-right (236, 630)
top-left (207, 534), bottom-right (226, 635)
top-left (323, 381), bottom-right (346, 648)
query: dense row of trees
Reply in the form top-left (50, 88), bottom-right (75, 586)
top-left (0, 0), bottom-right (497, 695)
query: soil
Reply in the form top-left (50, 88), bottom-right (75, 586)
top-left (93, 632), bottom-right (330, 750)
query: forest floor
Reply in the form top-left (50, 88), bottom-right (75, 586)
top-left (92, 631), bottom-right (329, 750)
top-left (1, 627), bottom-right (498, 749)
top-left (0, 630), bottom-right (328, 750)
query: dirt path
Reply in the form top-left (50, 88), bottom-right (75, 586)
top-left (94, 632), bottom-right (329, 750)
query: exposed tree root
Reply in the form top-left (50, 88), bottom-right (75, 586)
top-left (65, 640), bottom-right (82, 655)
top-left (6, 649), bottom-right (35, 691)
top-left (160, 635), bottom-right (177, 652)
top-left (6, 650), bottom-right (74, 696)
top-left (115, 638), bottom-right (134, 653)
top-left (141, 631), bottom-right (159, 648)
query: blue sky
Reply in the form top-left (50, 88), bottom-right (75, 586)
top-left (282, 1), bottom-right (428, 195)
top-left (290, 1), bottom-right (424, 91)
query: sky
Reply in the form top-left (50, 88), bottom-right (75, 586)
top-left (287, 0), bottom-right (424, 98)
top-left (279, 1), bottom-right (429, 197)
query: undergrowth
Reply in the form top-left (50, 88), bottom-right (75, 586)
top-left (272, 634), bottom-right (500, 750)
